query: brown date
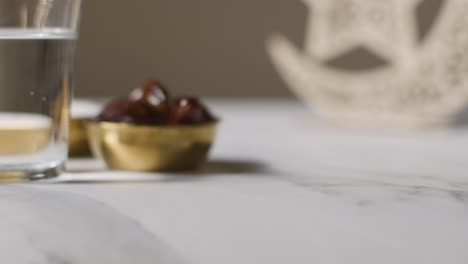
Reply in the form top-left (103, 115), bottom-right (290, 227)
top-left (168, 97), bottom-right (216, 125)
top-left (97, 98), bottom-right (156, 125)
top-left (129, 79), bottom-right (171, 123)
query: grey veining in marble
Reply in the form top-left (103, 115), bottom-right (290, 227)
top-left (0, 186), bottom-right (186, 264)
top-left (20, 100), bottom-right (468, 264)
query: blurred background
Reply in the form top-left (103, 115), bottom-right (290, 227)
top-left (75, 1), bottom-right (306, 98)
top-left (75, 0), bottom-right (441, 98)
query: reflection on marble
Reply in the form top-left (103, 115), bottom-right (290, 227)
top-left (0, 186), bottom-right (186, 264)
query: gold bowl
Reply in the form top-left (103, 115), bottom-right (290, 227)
top-left (69, 100), bottom-right (101, 157)
top-left (86, 121), bottom-right (218, 172)
top-left (69, 118), bottom-right (91, 157)
top-left (0, 113), bottom-right (50, 155)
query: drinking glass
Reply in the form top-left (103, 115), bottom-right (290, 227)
top-left (0, 0), bottom-right (81, 181)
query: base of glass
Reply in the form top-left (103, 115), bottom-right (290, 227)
top-left (0, 162), bottom-right (64, 182)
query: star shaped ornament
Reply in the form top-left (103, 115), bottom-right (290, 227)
top-left (304, 0), bottom-right (422, 67)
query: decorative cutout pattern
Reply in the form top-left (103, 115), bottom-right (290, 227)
top-left (269, 0), bottom-right (468, 127)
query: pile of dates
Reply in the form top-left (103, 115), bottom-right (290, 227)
top-left (97, 80), bottom-right (216, 125)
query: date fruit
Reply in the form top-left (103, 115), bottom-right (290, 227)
top-left (169, 97), bottom-right (216, 125)
top-left (96, 80), bottom-right (217, 126)
top-left (97, 98), bottom-right (156, 125)
top-left (129, 80), bottom-right (171, 124)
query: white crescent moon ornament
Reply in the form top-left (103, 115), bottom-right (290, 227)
top-left (268, 0), bottom-right (468, 128)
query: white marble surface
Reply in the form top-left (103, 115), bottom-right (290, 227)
top-left (0, 186), bottom-right (186, 264)
top-left (8, 100), bottom-right (468, 263)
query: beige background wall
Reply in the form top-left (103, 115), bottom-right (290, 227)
top-left (75, 1), bottom-right (306, 97)
top-left (75, 0), bottom-right (441, 98)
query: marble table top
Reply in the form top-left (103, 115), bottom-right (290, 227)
top-left (5, 99), bottom-right (468, 264)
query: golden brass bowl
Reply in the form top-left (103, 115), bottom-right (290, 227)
top-left (69, 118), bottom-right (91, 157)
top-left (0, 126), bottom-right (50, 155)
top-left (86, 121), bottom-right (218, 172)
top-left (69, 100), bottom-right (101, 157)
top-left (0, 114), bottom-right (50, 155)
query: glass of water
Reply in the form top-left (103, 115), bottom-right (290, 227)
top-left (0, 0), bottom-right (81, 181)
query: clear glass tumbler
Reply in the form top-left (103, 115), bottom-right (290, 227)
top-left (0, 0), bottom-right (81, 181)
